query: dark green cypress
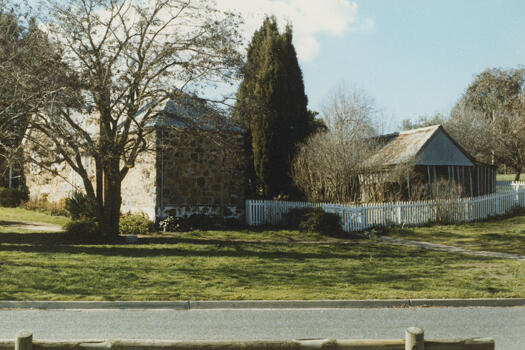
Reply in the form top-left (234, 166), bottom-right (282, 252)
top-left (234, 17), bottom-right (315, 198)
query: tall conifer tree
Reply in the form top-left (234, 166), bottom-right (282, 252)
top-left (234, 17), bottom-right (315, 198)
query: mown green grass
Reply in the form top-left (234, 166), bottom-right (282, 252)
top-left (2, 236), bottom-right (525, 300)
top-left (497, 173), bottom-right (524, 181)
top-left (171, 228), bottom-right (346, 242)
top-left (0, 224), bottom-right (524, 300)
top-left (0, 207), bottom-right (70, 227)
top-left (387, 215), bottom-right (525, 255)
top-left (2, 208), bottom-right (525, 300)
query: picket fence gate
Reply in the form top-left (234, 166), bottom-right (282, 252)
top-left (246, 187), bottom-right (525, 232)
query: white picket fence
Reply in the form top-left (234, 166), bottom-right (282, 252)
top-left (246, 188), bottom-right (525, 232)
top-left (497, 180), bottom-right (525, 192)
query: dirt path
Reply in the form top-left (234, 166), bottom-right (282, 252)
top-left (0, 221), bottom-right (63, 232)
top-left (378, 235), bottom-right (525, 261)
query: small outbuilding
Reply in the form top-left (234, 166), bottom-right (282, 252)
top-left (359, 125), bottom-right (496, 202)
top-left (24, 97), bottom-right (247, 221)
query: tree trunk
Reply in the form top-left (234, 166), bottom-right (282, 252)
top-left (515, 171), bottom-right (522, 182)
top-left (100, 166), bottom-right (121, 238)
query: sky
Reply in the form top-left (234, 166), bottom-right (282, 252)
top-left (217, 0), bottom-right (525, 131)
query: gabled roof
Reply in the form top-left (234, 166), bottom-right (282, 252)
top-left (151, 97), bottom-right (244, 133)
top-left (367, 125), bottom-right (482, 167)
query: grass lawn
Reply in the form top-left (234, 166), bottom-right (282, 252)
top-left (497, 173), bottom-right (524, 181)
top-left (0, 207), bottom-right (70, 227)
top-left (1, 208), bottom-right (525, 300)
top-left (386, 215), bottom-right (525, 255)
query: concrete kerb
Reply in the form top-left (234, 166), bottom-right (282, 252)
top-left (2, 299), bottom-right (525, 310)
top-left (0, 301), bottom-right (190, 310)
top-left (409, 298), bottom-right (525, 308)
top-left (189, 299), bottom-right (412, 309)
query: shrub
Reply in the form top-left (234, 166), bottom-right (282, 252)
top-left (21, 197), bottom-right (68, 216)
top-left (221, 217), bottom-right (244, 229)
top-left (282, 207), bottom-right (342, 234)
top-left (365, 221), bottom-right (397, 238)
top-left (281, 207), bottom-right (317, 229)
top-left (505, 205), bottom-right (525, 218)
top-left (65, 191), bottom-right (97, 220)
top-left (159, 214), bottom-right (239, 232)
top-left (0, 187), bottom-right (28, 207)
top-left (119, 213), bottom-right (155, 235)
top-left (62, 220), bottom-right (102, 243)
top-left (159, 216), bottom-right (187, 232)
top-left (298, 209), bottom-right (342, 234)
top-left (185, 214), bottom-right (218, 230)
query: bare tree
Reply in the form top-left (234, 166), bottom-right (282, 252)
top-left (20, 0), bottom-right (244, 236)
top-left (0, 3), bottom-right (71, 188)
top-left (292, 84), bottom-right (378, 203)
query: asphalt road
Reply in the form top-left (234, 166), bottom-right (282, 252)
top-left (0, 307), bottom-right (523, 349)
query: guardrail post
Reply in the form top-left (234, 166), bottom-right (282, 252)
top-left (405, 327), bottom-right (424, 350)
top-left (16, 331), bottom-right (32, 350)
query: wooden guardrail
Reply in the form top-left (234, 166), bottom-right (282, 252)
top-left (0, 328), bottom-right (494, 350)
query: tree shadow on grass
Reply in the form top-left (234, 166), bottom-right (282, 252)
top-left (0, 221), bottom-right (29, 226)
top-left (0, 238), bottom-right (495, 264)
top-left (0, 232), bottom-right (64, 244)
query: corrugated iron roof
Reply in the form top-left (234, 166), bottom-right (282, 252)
top-left (367, 125), bottom-right (441, 166)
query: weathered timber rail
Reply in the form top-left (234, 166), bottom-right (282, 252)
top-left (0, 328), bottom-right (494, 350)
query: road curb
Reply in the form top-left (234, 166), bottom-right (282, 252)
top-left (188, 299), bottom-right (412, 309)
top-left (2, 298), bottom-right (525, 310)
top-left (409, 298), bottom-right (525, 307)
top-left (0, 301), bottom-right (189, 310)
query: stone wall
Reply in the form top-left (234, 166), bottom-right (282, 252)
top-left (25, 148), bottom-right (157, 220)
top-left (120, 149), bottom-right (157, 220)
top-left (24, 125), bottom-right (246, 221)
top-left (156, 127), bottom-right (245, 219)
top-left (25, 161), bottom-right (81, 205)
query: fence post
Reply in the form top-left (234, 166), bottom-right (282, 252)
top-left (405, 327), bottom-right (424, 350)
top-left (397, 205), bottom-right (402, 225)
top-left (245, 200), bottom-right (251, 226)
top-left (16, 331), bottom-right (32, 350)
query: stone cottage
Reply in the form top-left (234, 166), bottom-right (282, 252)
top-left (24, 99), bottom-right (246, 221)
top-left (359, 125), bottom-right (497, 202)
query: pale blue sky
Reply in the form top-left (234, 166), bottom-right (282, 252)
top-left (296, 0), bottom-right (525, 130)
top-left (36, 0), bottom-right (525, 131)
